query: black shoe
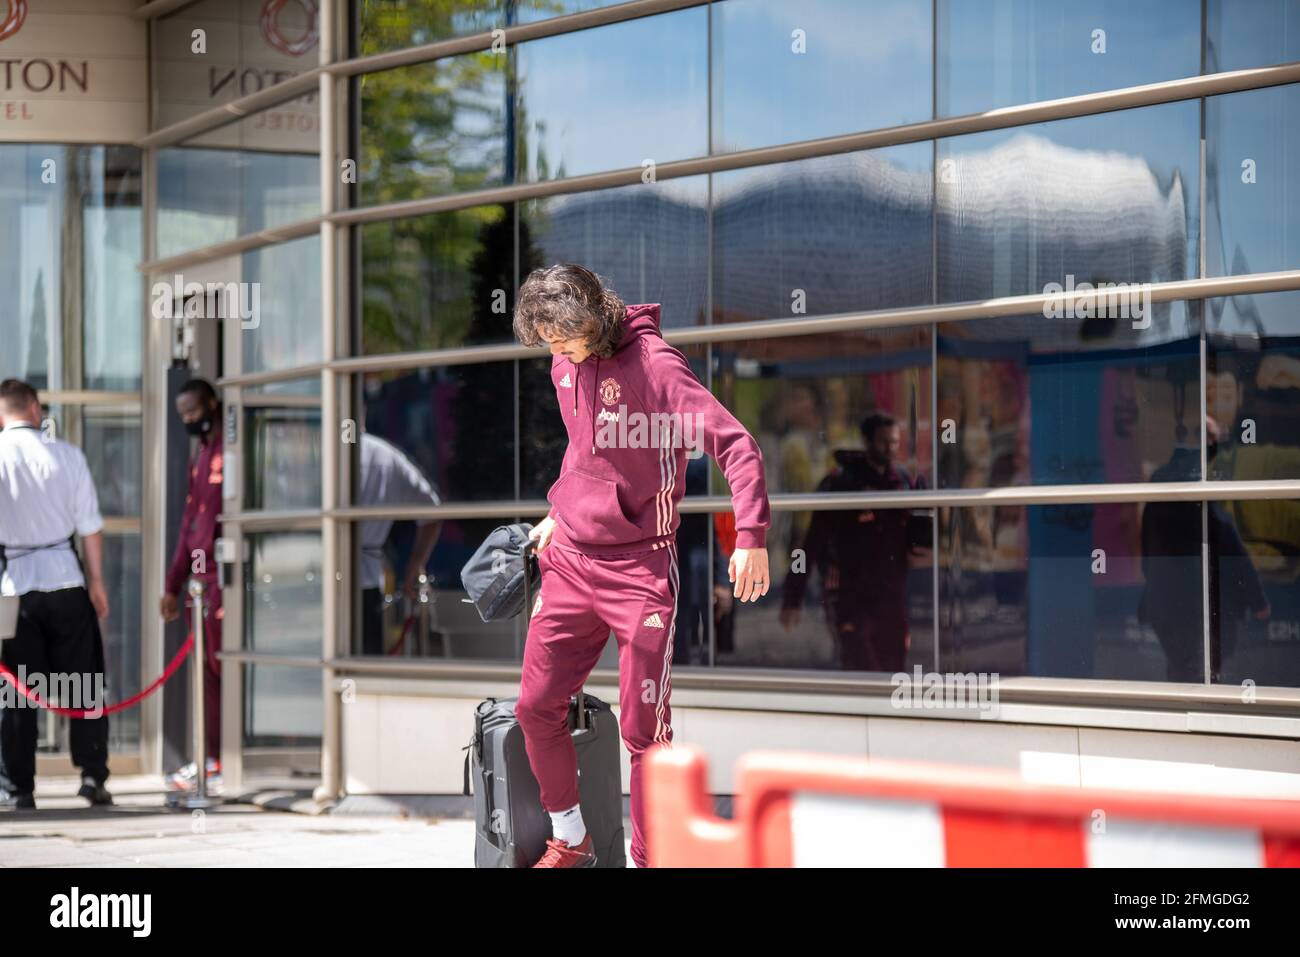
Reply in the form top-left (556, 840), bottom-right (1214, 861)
top-left (0, 788), bottom-right (36, 810)
top-left (77, 777), bottom-right (113, 806)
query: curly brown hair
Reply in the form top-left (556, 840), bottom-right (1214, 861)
top-left (513, 263), bottom-right (627, 358)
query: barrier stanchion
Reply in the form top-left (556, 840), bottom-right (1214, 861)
top-left (167, 578), bottom-right (212, 810)
top-left (646, 746), bottom-right (1300, 868)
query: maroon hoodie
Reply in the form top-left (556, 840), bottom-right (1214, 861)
top-left (546, 303), bottom-right (770, 556)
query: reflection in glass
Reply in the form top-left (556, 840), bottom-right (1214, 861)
top-left (362, 364), bottom-right (515, 503)
top-left (356, 51), bottom-right (505, 207)
top-left (938, 0), bottom-right (1200, 117)
top-left (245, 532), bottom-right (323, 659)
top-left (938, 101), bottom-right (1199, 303)
top-left (1206, 84), bottom-right (1300, 279)
top-left (664, 495), bottom-right (712, 668)
top-left (245, 404), bottom-right (322, 510)
top-left (82, 411), bottom-right (143, 517)
top-left (0, 146), bottom-right (142, 391)
top-left (152, 0), bottom-right (320, 128)
top-left (353, 427), bottom-right (444, 656)
top-left (244, 665), bottom-right (323, 747)
top-left (521, 178), bottom-right (709, 331)
top-left (352, 517), bottom-right (519, 661)
top-left (82, 147), bottom-right (144, 391)
top-left (516, 7), bottom-right (707, 183)
top-left (359, 204), bottom-right (514, 354)
top-left (712, 328), bottom-right (932, 564)
top-left (102, 533), bottom-right (142, 751)
top-left (713, 0), bottom-right (931, 152)
top-left (938, 305), bottom-right (1201, 487)
top-left (734, 501), bottom-right (934, 672)
top-left (1207, 0), bottom-right (1300, 73)
top-left (780, 481), bottom-right (934, 673)
top-left (1215, 500), bottom-right (1300, 688)
top-left (713, 144), bottom-right (933, 322)
top-left (354, 1), bottom-right (629, 56)
top-left (1208, 292), bottom-right (1300, 482)
top-left (941, 503), bottom-right (1187, 680)
top-left (157, 136), bottom-right (318, 260)
top-left (242, 235), bottom-right (323, 375)
top-left (520, 355), bottom-right (568, 501)
top-left (41, 406), bottom-right (142, 518)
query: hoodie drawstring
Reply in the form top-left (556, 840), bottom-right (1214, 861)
top-left (590, 356), bottom-right (600, 455)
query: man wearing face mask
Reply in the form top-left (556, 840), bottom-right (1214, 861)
top-left (160, 378), bottom-right (225, 792)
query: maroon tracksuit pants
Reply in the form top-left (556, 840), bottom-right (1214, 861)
top-left (515, 539), bottom-right (678, 868)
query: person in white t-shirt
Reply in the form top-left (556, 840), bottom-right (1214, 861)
top-left (0, 379), bottom-right (112, 810)
top-left (356, 432), bottom-right (443, 655)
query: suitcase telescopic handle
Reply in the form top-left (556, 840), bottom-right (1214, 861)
top-left (522, 534), bottom-right (587, 733)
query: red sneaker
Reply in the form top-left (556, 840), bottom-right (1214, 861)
top-left (532, 833), bottom-right (597, 868)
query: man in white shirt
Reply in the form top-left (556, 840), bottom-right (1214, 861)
top-left (0, 379), bottom-right (112, 810)
top-left (356, 432), bottom-right (442, 655)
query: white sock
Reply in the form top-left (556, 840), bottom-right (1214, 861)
top-left (549, 803), bottom-right (587, 846)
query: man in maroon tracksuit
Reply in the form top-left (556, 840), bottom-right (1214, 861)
top-left (160, 379), bottom-right (224, 790)
top-left (512, 264), bottom-right (771, 868)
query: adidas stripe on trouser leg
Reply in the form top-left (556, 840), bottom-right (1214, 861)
top-left (515, 541), bottom-right (678, 868)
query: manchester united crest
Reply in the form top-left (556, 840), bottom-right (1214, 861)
top-left (599, 377), bottom-right (621, 405)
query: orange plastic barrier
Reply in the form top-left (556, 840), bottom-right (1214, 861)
top-left (645, 746), bottom-right (1300, 867)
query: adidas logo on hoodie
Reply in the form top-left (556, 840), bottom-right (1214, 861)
top-left (558, 373), bottom-right (572, 388)
top-left (642, 613), bottom-right (664, 629)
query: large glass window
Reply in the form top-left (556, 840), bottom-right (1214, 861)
top-left (103, 533), bottom-right (144, 752)
top-left (153, 0), bottom-right (320, 129)
top-left (937, 305), bottom-right (1201, 488)
top-left (711, 327), bottom-right (933, 501)
top-left (1206, 0), bottom-right (1300, 73)
top-left (1206, 83), bottom-right (1300, 279)
top-left (358, 204), bottom-right (515, 355)
top-left (354, 0), bottom-right (632, 56)
top-left (765, 506), bottom-right (936, 673)
top-left (245, 390), bottom-right (322, 511)
top-left (1214, 499), bottom-right (1300, 688)
top-left (940, 503), bottom-right (1194, 681)
top-left (0, 145), bottom-right (142, 392)
top-left (350, 516), bottom-right (521, 660)
top-left (521, 178), bottom-right (709, 331)
top-left (515, 7), bottom-right (709, 183)
top-left (712, 144), bottom-right (933, 322)
top-left (355, 51), bottom-right (506, 207)
top-left (937, 101), bottom-right (1200, 303)
top-left (242, 235), bottom-right (323, 376)
top-left (360, 363), bottom-right (515, 503)
top-left (195, 2), bottom-right (1300, 698)
top-left (712, 0), bottom-right (932, 152)
top-left (937, 0), bottom-right (1201, 117)
top-left (1207, 291), bottom-right (1300, 481)
top-left (157, 107), bottom-right (320, 259)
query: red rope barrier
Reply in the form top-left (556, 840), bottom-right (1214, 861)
top-left (0, 634), bottom-right (194, 718)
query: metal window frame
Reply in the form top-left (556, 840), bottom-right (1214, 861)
top-left (135, 1), bottom-right (1300, 800)
top-left (136, 56), bottom-right (1300, 276)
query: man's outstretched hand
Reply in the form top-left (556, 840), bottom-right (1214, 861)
top-left (729, 548), bottom-right (769, 603)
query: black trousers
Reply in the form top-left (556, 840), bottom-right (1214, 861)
top-left (0, 587), bottom-right (110, 794)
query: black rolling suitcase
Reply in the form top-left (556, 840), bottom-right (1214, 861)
top-left (463, 539), bottom-right (626, 868)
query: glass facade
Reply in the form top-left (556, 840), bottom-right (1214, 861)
top-left (317, 0), bottom-right (1300, 690)
top-left (19, 0), bottom-right (1287, 775)
top-left (0, 145), bottom-right (143, 754)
